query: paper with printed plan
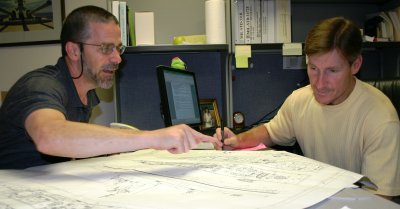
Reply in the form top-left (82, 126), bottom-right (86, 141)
top-left (0, 150), bottom-right (363, 209)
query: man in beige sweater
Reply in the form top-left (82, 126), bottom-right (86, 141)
top-left (217, 17), bottom-right (400, 200)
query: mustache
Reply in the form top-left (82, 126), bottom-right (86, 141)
top-left (103, 63), bottom-right (119, 71)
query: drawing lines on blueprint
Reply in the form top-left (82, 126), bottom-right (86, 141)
top-left (0, 183), bottom-right (120, 209)
top-left (97, 150), bottom-right (327, 200)
top-left (0, 150), bottom-right (363, 209)
top-left (99, 172), bottom-right (164, 198)
top-left (105, 150), bottom-right (325, 183)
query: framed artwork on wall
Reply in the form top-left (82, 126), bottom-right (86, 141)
top-left (199, 99), bottom-right (221, 130)
top-left (0, 0), bottom-right (65, 47)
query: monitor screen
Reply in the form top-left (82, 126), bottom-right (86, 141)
top-left (156, 65), bottom-right (202, 127)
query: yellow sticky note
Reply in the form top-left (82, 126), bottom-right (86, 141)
top-left (235, 45), bottom-right (251, 69)
top-left (236, 56), bottom-right (249, 68)
top-left (282, 43), bottom-right (302, 56)
top-left (235, 45), bottom-right (252, 57)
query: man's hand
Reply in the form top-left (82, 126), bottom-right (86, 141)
top-left (214, 127), bottom-right (239, 150)
top-left (148, 124), bottom-right (222, 154)
top-left (214, 125), bottom-right (272, 151)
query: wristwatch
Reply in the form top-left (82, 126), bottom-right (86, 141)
top-left (233, 112), bottom-right (245, 129)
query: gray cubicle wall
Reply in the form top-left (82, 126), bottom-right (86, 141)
top-left (116, 46), bottom-right (228, 130)
top-left (358, 46), bottom-right (400, 80)
top-left (231, 46), bottom-right (397, 128)
top-left (231, 52), bottom-right (308, 127)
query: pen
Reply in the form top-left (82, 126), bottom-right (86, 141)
top-left (220, 119), bottom-right (224, 149)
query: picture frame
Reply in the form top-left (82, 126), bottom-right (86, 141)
top-left (0, 0), bottom-right (65, 47)
top-left (199, 99), bottom-right (221, 130)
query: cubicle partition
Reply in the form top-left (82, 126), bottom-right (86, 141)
top-left (230, 44), bottom-right (399, 128)
top-left (358, 45), bottom-right (400, 80)
top-left (231, 51), bottom-right (308, 127)
top-left (115, 43), bottom-right (399, 130)
top-left (115, 45), bottom-right (229, 130)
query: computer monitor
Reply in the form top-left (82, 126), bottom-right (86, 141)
top-left (156, 65), bottom-right (202, 128)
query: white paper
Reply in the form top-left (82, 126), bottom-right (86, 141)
top-left (0, 150), bottom-right (363, 209)
top-left (205, 0), bottom-right (226, 44)
top-left (135, 12), bottom-right (155, 45)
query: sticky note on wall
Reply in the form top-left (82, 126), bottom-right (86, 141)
top-left (282, 43), bottom-right (302, 56)
top-left (235, 45), bottom-right (251, 69)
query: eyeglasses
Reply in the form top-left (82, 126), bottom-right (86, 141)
top-left (78, 42), bottom-right (126, 55)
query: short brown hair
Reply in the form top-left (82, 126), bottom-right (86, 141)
top-left (60, 5), bottom-right (119, 57)
top-left (305, 17), bottom-right (362, 65)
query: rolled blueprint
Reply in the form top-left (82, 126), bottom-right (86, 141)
top-left (205, 0), bottom-right (226, 44)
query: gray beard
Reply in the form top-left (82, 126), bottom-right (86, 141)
top-left (84, 64), bottom-right (116, 89)
top-left (98, 76), bottom-right (114, 89)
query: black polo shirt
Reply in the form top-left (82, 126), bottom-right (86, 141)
top-left (0, 57), bottom-right (99, 169)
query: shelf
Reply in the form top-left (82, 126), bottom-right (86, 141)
top-left (124, 44), bottom-right (229, 54)
top-left (234, 42), bottom-right (400, 52)
top-left (292, 0), bottom-right (393, 4)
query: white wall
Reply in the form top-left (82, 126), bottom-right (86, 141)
top-left (0, 0), bottom-right (114, 126)
top-left (128, 0), bottom-right (206, 44)
top-left (0, 0), bottom-right (218, 126)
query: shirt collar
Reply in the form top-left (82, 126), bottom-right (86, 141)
top-left (56, 57), bottom-right (100, 108)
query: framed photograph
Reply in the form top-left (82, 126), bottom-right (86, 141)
top-left (0, 0), bottom-right (65, 47)
top-left (199, 99), bottom-right (221, 130)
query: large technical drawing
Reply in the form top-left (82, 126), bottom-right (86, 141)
top-left (0, 150), bottom-right (363, 209)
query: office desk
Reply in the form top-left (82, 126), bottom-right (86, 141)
top-left (310, 188), bottom-right (399, 209)
top-left (0, 149), bottom-right (398, 209)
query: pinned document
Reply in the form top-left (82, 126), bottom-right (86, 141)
top-left (282, 43), bottom-right (306, 70)
top-left (235, 45), bottom-right (251, 69)
top-left (282, 43), bottom-right (302, 56)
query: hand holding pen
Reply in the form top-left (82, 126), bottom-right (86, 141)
top-left (216, 124), bottom-right (238, 151)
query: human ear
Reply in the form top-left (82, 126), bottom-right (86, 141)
top-left (351, 55), bottom-right (362, 75)
top-left (65, 42), bottom-right (81, 61)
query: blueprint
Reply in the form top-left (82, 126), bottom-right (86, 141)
top-left (0, 150), bottom-right (363, 209)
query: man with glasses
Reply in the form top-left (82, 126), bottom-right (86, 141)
top-left (0, 5), bottom-right (220, 169)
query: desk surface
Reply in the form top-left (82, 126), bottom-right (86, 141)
top-left (310, 188), bottom-right (399, 209)
top-left (0, 149), bottom-right (398, 209)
